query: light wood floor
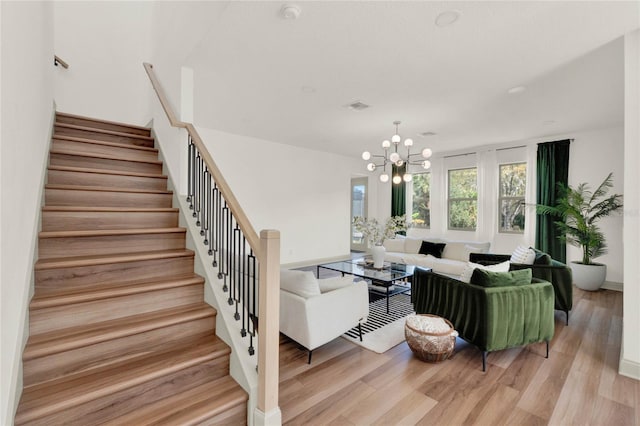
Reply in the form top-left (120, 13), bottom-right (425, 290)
top-left (279, 286), bottom-right (639, 425)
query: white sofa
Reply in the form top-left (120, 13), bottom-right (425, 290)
top-left (382, 237), bottom-right (491, 276)
top-left (280, 269), bottom-right (369, 363)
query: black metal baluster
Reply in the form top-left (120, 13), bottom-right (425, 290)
top-left (193, 152), bottom-right (200, 219)
top-left (248, 250), bottom-right (256, 355)
top-left (241, 235), bottom-right (248, 337)
top-left (187, 137), bottom-right (193, 206)
top-left (200, 167), bottom-right (208, 238)
top-left (233, 225), bottom-right (241, 320)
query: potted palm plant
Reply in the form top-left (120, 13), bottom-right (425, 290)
top-left (537, 173), bottom-right (623, 291)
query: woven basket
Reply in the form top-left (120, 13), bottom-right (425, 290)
top-left (405, 314), bottom-right (457, 363)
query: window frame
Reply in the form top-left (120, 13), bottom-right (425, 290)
top-left (498, 162), bottom-right (527, 234)
top-left (447, 167), bottom-right (478, 231)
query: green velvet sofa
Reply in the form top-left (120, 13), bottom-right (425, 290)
top-left (469, 250), bottom-right (573, 324)
top-left (411, 267), bottom-right (555, 371)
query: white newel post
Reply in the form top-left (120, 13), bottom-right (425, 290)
top-left (255, 230), bottom-right (282, 425)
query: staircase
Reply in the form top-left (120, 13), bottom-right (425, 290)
top-left (15, 112), bottom-right (247, 425)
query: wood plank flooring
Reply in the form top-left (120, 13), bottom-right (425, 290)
top-left (279, 285), bottom-right (639, 425)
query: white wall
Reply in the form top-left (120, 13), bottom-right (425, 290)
top-left (0, 1), bottom-right (55, 423)
top-left (196, 127), bottom-right (361, 265)
top-left (53, 1), bottom-right (152, 126)
top-left (622, 29), bottom-right (640, 379)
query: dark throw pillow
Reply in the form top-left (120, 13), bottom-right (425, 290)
top-left (470, 268), bottom-right (533, 288)
top-left (531, 248), bottom-right (552, 265)
top-left (419, 241), bottom-right (446, 258)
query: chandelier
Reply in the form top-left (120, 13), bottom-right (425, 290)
top-left (361, 121), bottom-right (433, 184)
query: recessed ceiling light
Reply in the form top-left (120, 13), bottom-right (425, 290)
top-left (280, 4), bottom-right (301, 20)
top-left (344, 101), bottom-right (370, 111)
top-left (507, 86), bottom-right (526, 95)
top-left (435, 10), bottom-right (461, 27)
top-left (301, 86), bottom-right (316, 93)
top-left (420, 132), bottom-right (438, 137)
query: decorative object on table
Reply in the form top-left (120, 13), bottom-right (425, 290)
top-left (537, 172), bottom-right (623, 291)
top-left (405, 314), bottom-right (458, 363)
top-left (361, 121), bottom-right (433, 184)
top-left (352, 215), bottom-right (407, 268)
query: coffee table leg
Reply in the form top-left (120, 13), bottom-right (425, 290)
top-left (386, 286), bottom-right (390, 314)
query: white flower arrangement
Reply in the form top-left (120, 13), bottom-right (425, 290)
top-left (352, 215), bottom-right (407, 246)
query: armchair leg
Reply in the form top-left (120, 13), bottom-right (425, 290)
top-left (565, 310), bottom-right (569, 326)
top-left (546, 340), bottom-right (549, 358)
top-left (308, 349), bottom-right (313, 364)
top-left (482, 351), bottom-right (487, 372)
top-left (358, 323), bottom-right (363, 342)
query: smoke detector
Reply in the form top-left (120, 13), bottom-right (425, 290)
top-left (280, 4), bottom-right (301, 20)
top-left (344, 101), bottom-right (370, 111)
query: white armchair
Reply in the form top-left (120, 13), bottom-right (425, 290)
top-left (280, 269), bottom-right (369, 363)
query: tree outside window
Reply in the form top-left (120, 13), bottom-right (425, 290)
top-left (448, 168), bottom-right (477, 230)
top-left (499, 163), bottom-right (526, 233)
top-left (411, 172), bottom-right (431, 228)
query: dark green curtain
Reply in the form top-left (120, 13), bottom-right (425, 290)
top-left (536, 139), bottom-right (571, 263)
top-left (391, 164), bottom-right (406, 217)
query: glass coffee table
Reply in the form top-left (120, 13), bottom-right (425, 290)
top-left (317, 259), bottom-right (418, 314)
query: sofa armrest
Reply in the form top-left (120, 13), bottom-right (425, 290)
top-left (280, 281), bottom-right (369, 351)
top-left (469, 253), bottom-right (511, 265)
top-left (509, 263), bottom-right (573, 312)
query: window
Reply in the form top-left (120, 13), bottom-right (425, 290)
top-left (448, 168), bottom-right (477, 230)
top-left (411, 172), bottom-right (431, 228)
top-left (499, 162), bottom-right (526, 233)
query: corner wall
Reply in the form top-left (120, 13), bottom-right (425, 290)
top-left (1, 2), bottom-right (55, 423)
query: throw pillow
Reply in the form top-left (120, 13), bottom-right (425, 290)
top-left (532, 248), bottom-right (552, 265)
top-left (459, 260), bottom-right (510, 284)
top-left (280, 269), bottom-right (321, 298)
top-left (318, 276), bottom-right (354, 293)
top-left (404, 238), bottom-right (423, 254)
top-left (510, 245), bottom-right (536, 264)
top-left (383, 238), bottom-right (405, 253)
top-left (419, 241), bottom-right (446, 258)
top-left (470, 268), bottom-right (533, 288)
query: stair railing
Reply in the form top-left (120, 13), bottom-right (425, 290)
top-left (143, 62), bottom-right (280, 423)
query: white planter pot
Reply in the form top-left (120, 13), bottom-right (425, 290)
top-left (570, 261), bottom-right (606, 291)
top-left (370, 245), bottom-right (386, 269)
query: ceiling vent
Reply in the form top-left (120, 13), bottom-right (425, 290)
top-left (420, 131), bottom-right (438, 137)
top-left (345, 101), bottom-right (370, 111)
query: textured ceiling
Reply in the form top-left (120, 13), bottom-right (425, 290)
top-left (184, 1), bottom-right (639, 157)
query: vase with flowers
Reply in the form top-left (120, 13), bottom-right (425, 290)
top-left (352, 215), bottom-right (407, 268)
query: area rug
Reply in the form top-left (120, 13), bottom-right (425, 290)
top-left (342, 293), bottom-right (414, 353)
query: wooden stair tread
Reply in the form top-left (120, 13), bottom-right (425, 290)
top-left (45, 183), bottom-right (172, 195)
top-left (104, 376), bottom-right (247, 425)
top-left (39, 227), bottom-right (184, 239)
top-left (53, 134), bottom-right (158, 152)
top-left (17, 334), bottom-right (228, 424)
top-left (56, 112), bottom-right (152, 133)
top-left (35, 249), bottom-right (194, 270)
top-left (55, 122), bottom-right (154, 141)
top-left (24, 303), bottom-right (216, 360)
top-left (42, 206), bottom-right (178, 213)
top-left (30, 274), bottom-right (204, 309)
top-left (48, 165), bottom-right (167, 179)
top-left (50, 147), bottom-right (162, 165)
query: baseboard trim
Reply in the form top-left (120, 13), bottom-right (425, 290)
top-left (601, 281), bottom-right (623, 292)
top-left (619, 356), bottom-right (640, 380)
top-left (282, 254), bottom-right (352, 269)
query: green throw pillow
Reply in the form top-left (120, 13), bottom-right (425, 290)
top-left (531, 248), bottom-right (552, 265)
top-left (470, 268), bottom-right (533, 288)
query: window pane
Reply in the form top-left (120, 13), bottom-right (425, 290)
top-left (411, 173), bottom-right (430, 228)
top-left (449, 168), bottom-right (477, 198)
top-left (449, 200), bottom-right (477, 230)
top-left (500, 163), bottom-right (526, 197)
top-left (500, 199), bottom-right (525, 232)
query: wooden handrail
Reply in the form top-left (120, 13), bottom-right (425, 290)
top-left (143, 62), bottom-right (261, 255)
top-left (54, 55), bottom-right (69, 69)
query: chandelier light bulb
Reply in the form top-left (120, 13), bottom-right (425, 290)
top-left (362, 151), bottom-right (371, 161)
top-left (403, 173), bottom-right (412, 182)
top-left (422, 160), bottom-right (432, 169)
top-left (391, 134), bottom-right (401, 144)
top-left (382, 140), bottom-right (391, 149)
top-left (379, 173), bottom-right (389, 183)
top-left (392, 175), bottom-right (402, 184)
top-left (396, 159), bottom-right (404, 167)
top-left (404, 138), bottom-right (413, 147)
top-left (422, 148), bottom-right (433, 159)
top-left (366, 162), bottom-right (376, 172)
top-left (389, 152), bottom-right (400, 163)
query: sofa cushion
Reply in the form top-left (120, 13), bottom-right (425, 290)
top-left (383, 238), bottom-right (405, 253)
top-left (442, 241), bottom-right (491, 262)
top-left (510, 245), bottom-right (536, 264)
top-left (532, 248), bottom-right (552, 265)
top-left (419, 241), bottom-right (446, 258)
top-left (459, 260), bottom-right (510, 283)
top-left (280, 269), bottom-right (321, 298)
top-left (318, 275), bottom-right (354, 293)
top-left (470, 268), bottom-right (533, 288)
top-left (404, 238), bottom-right (423, 254)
